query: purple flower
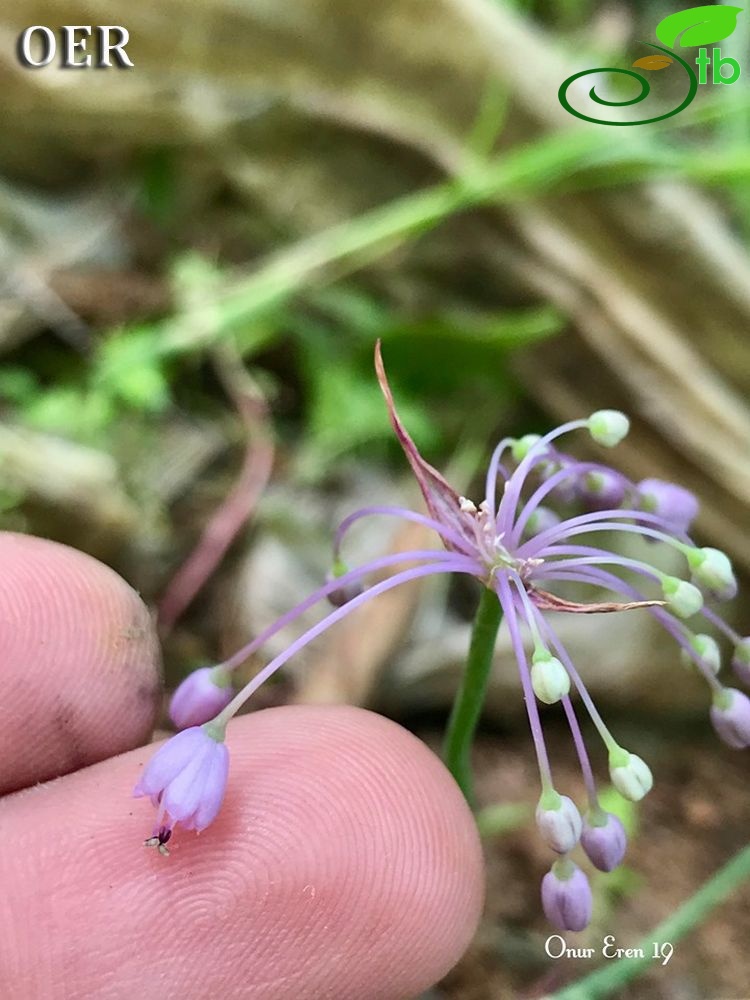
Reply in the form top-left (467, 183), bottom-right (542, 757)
top-left (710, 688), bottom-right (750, 749)
top-left (637, 478), bottom-right (699, 535)
top-left (169, 667), bottom-right (234, 730)
top-left (581, 810), bottom-right (627, 872)
top-left (541, 861), bottom-right (593, 932)
top-left (134, 726), bottom-right (229, 849)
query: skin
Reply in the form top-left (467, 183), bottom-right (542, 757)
top-left (0, 533), bottom-right (484, 1000)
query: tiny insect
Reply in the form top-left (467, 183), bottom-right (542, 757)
top-left (144, 826), bottom-right (172, 856)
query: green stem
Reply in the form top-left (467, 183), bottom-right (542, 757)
top-left (550, 841), bottom-right (750, 1000)
top-left (443, 586), bottom-right (503, 806)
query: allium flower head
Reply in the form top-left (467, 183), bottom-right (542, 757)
top-left (134, 343), bottom-right (748, 931)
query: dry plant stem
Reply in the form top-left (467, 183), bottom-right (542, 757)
top-left (443, 586), bottom-right (503, 807)
top-left (158, 355), bottom-right (274, 634)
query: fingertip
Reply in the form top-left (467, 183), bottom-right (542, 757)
top-left (0, 532), bottom-right (161, 792)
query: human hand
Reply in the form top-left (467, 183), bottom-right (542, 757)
top-left (0, 533), bottom-right (483, 999)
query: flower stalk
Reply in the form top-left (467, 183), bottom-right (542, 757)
top-left (442, 587), bottom-right (503, 805)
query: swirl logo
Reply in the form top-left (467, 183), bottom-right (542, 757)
top-left (558, 4), bottom-right (743, 126)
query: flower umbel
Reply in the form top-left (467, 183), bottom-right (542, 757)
top-left (138, 342), bottom-right (746, 932)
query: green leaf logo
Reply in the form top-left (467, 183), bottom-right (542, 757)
top-left (655, 5), bottom-right (743, 48)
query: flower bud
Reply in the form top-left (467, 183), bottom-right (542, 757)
top-left (608, 748), bottom-right (653, 802)
top-left (637, 478), bottom-right (699, 535)
top-left (523, 506), bottom-right (561, 539)
top-left (680, 633), bottom-right (721, 675)
top-left (687, 547), bottom-right (737, 602)
top-left (581, 809), bottom-right (627, 872)
top-left (169, 666), bottom-right (234, 730)
top-left (541, 458), bottom-right (578, 503)
top-left (531, 649), bottom-right (570, 705)
top-left (536, 790), bottom-right (582, 853)
top-left (326, 559), bottom-right (364, 608)
top-left (541, 860), bottom-right (592, 932)
top-left (710, 688), bottom-right (750, 749)
top-left (511, 434), bottom-right (547, 462)
top-left (732, 637), bottom-right (750, 686)
top-left (579, 470), bottom-right (625, 511)
top-left (587, 410), bottom-right (629, 448)
top-left (661, 576), bottom-right (703, 619)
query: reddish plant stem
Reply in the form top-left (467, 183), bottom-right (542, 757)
top-left (158, 362), bottom-right (274, 635)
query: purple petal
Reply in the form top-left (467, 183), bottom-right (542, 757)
top-left (160, 736), bottom-right (217, 821)
top-left (186, 741), bottom-right (230, 831)
top-left (133, 727), bottom-right (208, 798)
top-left (710, 689), bottom-right (750, 749)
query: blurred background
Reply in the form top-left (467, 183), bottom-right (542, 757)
top-left (1, 1), bottom-right (749, 996)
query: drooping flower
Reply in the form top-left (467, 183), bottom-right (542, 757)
top-left (135, 342), bottom-right (747, 932)
top-left (535, 790), bottom-right (582, 853)
top-left (541, 860), bottom-right (593, 932)
top-left (134, 725), bottom-right (229, 851)
top-left (581, 809), bottom-right (627, 872)
top-left (710, 688), bottom-right (750, 749)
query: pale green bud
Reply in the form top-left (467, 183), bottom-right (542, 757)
top-left (511, 434), bottom-right (544, 462)
top-left (680, 634), bottom-right (721, 675)
top-left (687, 547), bottom-right (737, 602)
top-left (608, 749), bottom-right (653, 802)
top-left (531, 649), bottom-right (570, 705)
top-left (535, 789), bottom-right (582, 853)
top-left (587, 410), bottom-right (630, 448)
top-left (661, 576), bottom-right (703, 618)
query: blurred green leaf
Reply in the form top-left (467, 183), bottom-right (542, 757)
top-left (22, 388), bottom-right (115, 438)
top-left (598, 785), bottom-right (640, 838)
top-left (94, 329), bottom-right (170, 412)
top-left (476, 801), bottom-right (531, 837)
top-left (0, 366), bottom-right (39, 404)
